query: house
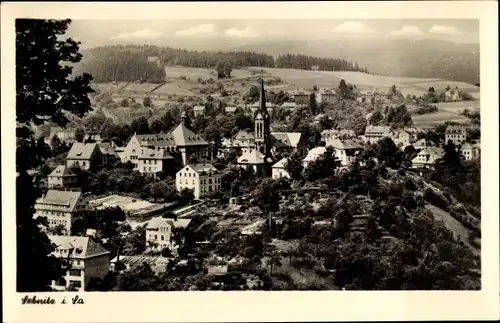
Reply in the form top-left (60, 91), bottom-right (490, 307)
top-left (110, 255), bottom-right (170, 274)
top-left (47, 165), bottom-right (78, 189)
top-left (34, 190), bottom-right (87, 234)
top-left (47, 127), bottom-right (76, 146)
top-left (412, 138), bottom-right (438, 150)
top-left (363, 125), bottom-right (393, 144)
top-left (322, 129), bottom-right (357, 143)
top-left (97, 142), bottom-right (120, 164)
top-left (176, 163), bottom-right (222, 200)
top-left (460, 142), bottom-right (481, 161)
top-left (147, 56), bottom-right (162, 68)
top-left (224, 106), bottom-right (238, 114)
top-left (270, 132), bottom-right (307, 158)
top-left (48, 235), bottom-right (110, 291)
top-left (193, 105), bottom-right (205, 117)
top-left (123, 112), bottom-right (210, 167)
top-left (66, 142), bottom-right (104, 170)
top-left (237, 149), bottom-right (273, 177)
top-left (317, 89), bottom-right (337, 104)
top-left (411, 147), bottom-right (445, 169)
top-left (393, 127), bottom-right (422, 147)
top-left (445, 125), bottom-right (467, 146)
top-left (303, 147), bottom-right (327, 168)
top-left (277, 102), bottom-right (304, 112)
top-left (138, 148), bottom-right (174, 177)
top-left (445, 87), bottom-right (462, 102)
top-left (145, 217), bottom-right (192, 251)
top-left (272, 158), bottom-right (290, 180)
top-left (326, 138), bottom-right (364, 166)
top-left (289, 90), bottom-right (311, 105)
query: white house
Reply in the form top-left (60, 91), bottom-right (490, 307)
top-left (363, 125), bottom-right (393, 144)
top-left (48, 235), bottom-right (110, 291)
top-left (47, 165), bottom-right (78, 189)
top-left (35, 190), bottom-right (87, 234)
top-left (176, 163), bottom-right (222, 200)
top-left (236, 149), bottom-right (273, 177)
top-left (66, 142), bottom-right (104, 170)
top-left (411, 147), bottom-right (445, 169)
top-left (445, 125), bottom-right (467, 146)
top-left (460, 142), bottom-right (481, 161)
top-left (138, 148), bottom-right (174, 177)
top-left (302, 147), bottom-right (327, 168)
top-left (272, 158), bottom-right (290, 180)
top-left (326, 138), bottom-right (364, 166)
top-left (145, 217), bottom-right (192, 251)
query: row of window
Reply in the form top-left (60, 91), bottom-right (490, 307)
top-left (143, 167), bottom-right (158, 172)
top-left (49, 219), bottom-right (68, 226)
top-left (149, 234), bottom-right (170, 241)
top-left (201, 185), bottom-right (221, 193)
top-left (142, 160), bottom-right (158, 164)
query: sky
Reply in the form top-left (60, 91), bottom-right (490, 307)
top-left (66, 19), bottom-right (479, 49)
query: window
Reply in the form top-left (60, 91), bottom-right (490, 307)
top-left (209, 179), bottom-right (212, 184)
top-left (69, 281), bottom-right (82, 289)
top-left (161, 236), bottom-right (164, 240)
top-left (155, 235), bottom-right (158, 239)
top-left (69, 269), bottom-right (81, 276)
top-left (179, 173), bottom-right (182, 177)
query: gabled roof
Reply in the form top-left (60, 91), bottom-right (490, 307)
top-left (188, 163), bottom-right (219, 174)
top-left (66, 142), bottom-right (99, 160)
top-left (303, 147), bottom-right (327, 164)
top-left (327, 138), bottom-right (364, 150)
top-left (235, 130), bottom-right (255, 141)
top-left (271, 132), bottom-right (302, 148)
top-left (272, 157), bottom-right (288, 169)
top-left (97, 142), bottom-right (119, 157)
top-left (170, 123), bottom-right (209, 146)
top-left (445, 125), bottom-right (467, 134)
top-left (136, 134), bottom-right (177, 147)
top-left (36, 190), bottom-right (82, 212)
top-left (193, 105), bottom-right (205, 111)
top-left (139, 148), bottom-right (174, 160)
top-left (322, 129), bottom-right (356, 139)
top-left (48, 165), bottom-right (76, 178)
top-left (364, 125), bottom-right (392, 135)
top-left (413, 138), bottom-right (437, 147)
top-left (146, 217), bottom-right (192, 230)
top-left (48, 235), bottom-right (110, 259)
top-left (237, 149), bottom-right (272, 165)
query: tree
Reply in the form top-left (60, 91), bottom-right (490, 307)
top-left (149, 119), bottom-right (164, 134)
top-left (247, 85), bottom-right (260, 104)
top-left (285, 151), bottom-right (304, 182)
top-left (143, 96), bottom-right (152, 107)
top-left (74, 127), bottom-right (85, 143)
top-left (374, 137), bottom-right (402, 169)
top-left (16, 19), bottom-right (93, 292)
top-left (120, 98), bottom-right (129, 107)
top-left (131, 116), bottom-right (150, 134)
top-left (338, 79), bottom-right (351, 100)
top-left (369, 111), bottom-right (384, 126)
top-left (308, 93), bottom-right (317, 115)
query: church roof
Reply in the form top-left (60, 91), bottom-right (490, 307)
top-left (271, 132), bottom-right (302, 148)
top-left (237, 149), bottom-right (272, 165)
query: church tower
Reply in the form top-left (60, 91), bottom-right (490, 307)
top-left (254, 78), bottom-right (271, 158)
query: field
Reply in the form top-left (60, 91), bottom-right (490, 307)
top-left (165, 66), bottom-right (254, 81)
top-left (436, 101), bottom-right (480, 113)
top-left (411, 110), bottom-right (469, 127)
top-left (152, 82), bottom-right (196, 96)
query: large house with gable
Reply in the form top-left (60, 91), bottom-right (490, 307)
top-left (122, 112), bottom-right (211, 168)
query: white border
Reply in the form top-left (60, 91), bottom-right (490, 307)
top-left (2, 2), bottom-right (499, 322)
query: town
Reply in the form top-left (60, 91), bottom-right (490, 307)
top-left (16, 19), bottom-right (481, 292)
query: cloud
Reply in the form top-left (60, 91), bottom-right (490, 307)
top-left (174, 24), bottom-right (217, 37)
top-left (429, 25), bottom-right (461, 35)
top-left (110, 28), bottom-right (163, 40)
top-left (332, 21), bottom-right (374, 33)
top-left (390, 25), bottom-right (424, 36)
top-left (225, 27), bottom-right (258, 38)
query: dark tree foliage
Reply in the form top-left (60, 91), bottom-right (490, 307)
top-left (16, 19), bottom-right (94, 292)
top-left (275, 54), bottom-right (369, 73)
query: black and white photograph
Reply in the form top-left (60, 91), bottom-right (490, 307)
top-left (2, 1), bottom-right (499, 322)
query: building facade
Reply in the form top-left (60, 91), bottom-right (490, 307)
top-left (138, 148), bottom-right (174, 177)
top-left (35, 190), bottom-right (87, 234)
top-left (47, 165), bottom-right (78, 189)
top-left (363, 125), bottom-right (393, 144)
top-left (326, 138), bottom-right (364, 166)
top-left (271, 158), bottom-right (290, 180)
top-left (145, 217), bottom-right (192, 251)
top-left (176, 163), bottom-right (222, 200)
top-left (445, 125), bottom-right (467, 146)
top-left (66, 143), bottom-right (104, 170)
top-left (48, 235), bottom-right (110, 291)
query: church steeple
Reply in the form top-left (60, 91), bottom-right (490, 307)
top-left (254, 78), bottom-right (271, 159)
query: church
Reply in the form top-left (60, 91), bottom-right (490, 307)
top-left (235, 79), bottom-right (307, 176)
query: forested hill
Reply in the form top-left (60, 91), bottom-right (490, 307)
top-left (72, 45), bottom-right (370, 83)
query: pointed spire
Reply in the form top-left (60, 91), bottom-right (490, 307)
top-left (259, 77), bottom-right (266, 115)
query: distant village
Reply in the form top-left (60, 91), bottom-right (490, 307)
top-left (28, 75), bottom-right (480, 292)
